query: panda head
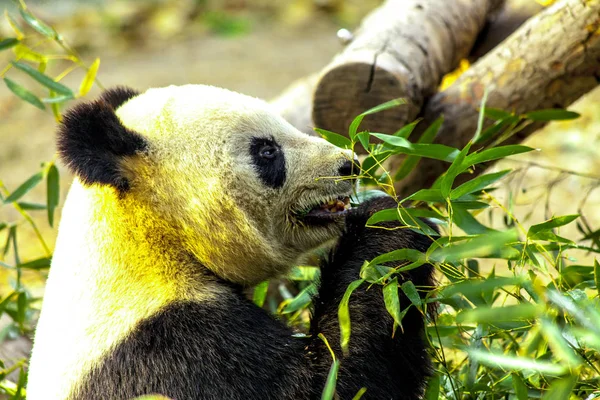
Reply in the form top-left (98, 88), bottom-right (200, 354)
top-left (58, 85), bottom-right (356, 285)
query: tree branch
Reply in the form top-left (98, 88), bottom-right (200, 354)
top-left (310, 0), bottom-right (503, 140)
top-left (395, 0), bottom-right (600, 196)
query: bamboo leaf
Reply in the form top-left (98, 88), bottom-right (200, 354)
top-left (394, 117), bottom-right (443, 181)
top-left (528, 215), bottom-right (579, 237)
top-left (314, 128), bottom-right (352, 149)
top-left (46, 164), bottom-right (59, 227)
top-left (280, 283), bottom-right (317, 314)
top-left (431, 229), bottom-right (519, 263)
top-left (19, 8), bottom-right (58, 39)
top-left (349, 98), bottom-right (406, 139)
top-left (393, 119), bottom-right (420, 139)
top-left (423, 373), bottom-right (440, 400)
top-left (338, 279), bottom-right (364, 354)
top-left (79, 58), bottom-right (100, 96)
top-left (541, 375), bottom-right (577, 400)
top-left (383, 278), bottom-right (403, 336)
top-left (370, 132), bottom-right (411, 147)
top-left (252, 281), bottom-right (269, 307)
top-left (351, 387), bottom-right (367, 400)
top-left (594, 259), bottom-right (600, 298)
top-left (401, 281), bottom-right (422, 308)
top-left (525, 109), bottom-right (580, 121)
top-left (464, 145), bottom-right (534, 166)
top-left (321, 359), bottom-right (339, 400)
top-left (457, 303), bottom-right (544, 324)
top-left (12, 61), bottom-right (73, 96)
top-left (4, 172), bottom-right (44, 203)
top-left (440, 142), bottom-right (471, 198)
top-left (472, 88), bottom-right (489, 143)
top-left (356, 130), bottom-right (370, 151)
top-left (467, 349), bottom-right (568, 375)
top-left (4, 78), bottom-right (45, 110)
top-left (450, 170), bottom-right (511, 200)
top-left (0, 38), bottom-right (19, 51)
top-left (511, 373), bottom-right (529, 400)
top-left (484, 108), bottom-right (512, 120)
top-left (18, 257), bottom-right (51, 270)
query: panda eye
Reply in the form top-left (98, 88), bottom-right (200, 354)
top-left (259, 145), bottom-right (278, 160)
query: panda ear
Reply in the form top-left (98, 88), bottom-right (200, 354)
top-left (57, 86), bottom-right (148, 192)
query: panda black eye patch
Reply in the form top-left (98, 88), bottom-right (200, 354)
top-left (249, 137), bottom-right (286, 189)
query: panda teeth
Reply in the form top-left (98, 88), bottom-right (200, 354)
top-left (319, 196), bottom-right (350, 213)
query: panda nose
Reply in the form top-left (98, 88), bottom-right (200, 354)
top-left (338, 159), bottom-right (356, 177)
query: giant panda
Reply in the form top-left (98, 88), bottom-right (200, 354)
top-left (27, 85), bottom-right (435, 400)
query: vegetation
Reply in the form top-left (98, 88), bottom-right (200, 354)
top-left (1, 3), bottom-right (599, 399)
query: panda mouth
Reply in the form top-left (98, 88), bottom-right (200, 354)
top-left (294, 195), bottom-right (351, 224)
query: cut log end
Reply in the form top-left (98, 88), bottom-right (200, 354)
top-left (312, 62), bottom-right (418, 143)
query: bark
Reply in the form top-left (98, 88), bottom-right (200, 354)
top-left (311, 0), bottom-right (504, 140)
top-left (469, 0), bottom-right (544, 60)
top-left (395, 0), bottom-right (600, 196)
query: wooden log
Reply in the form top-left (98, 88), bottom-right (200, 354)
top-left (469, 0), bottom-right (543, 60)
top-left (311, 0), bottom-right (504, 140)
top-left (394, 0), bottom-right (600, 196)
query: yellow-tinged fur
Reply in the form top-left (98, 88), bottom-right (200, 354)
top-left (28, 85), bottom-right (354, 399)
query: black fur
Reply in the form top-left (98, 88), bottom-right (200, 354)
top-left (249, 137), bottom-right (286, 189)
top-left (57, 87), bottom-right (147, 192)
top-left (74, 197), bottom-right (434, 399)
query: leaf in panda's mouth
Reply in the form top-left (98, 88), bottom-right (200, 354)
top-left (297, 196), bottom-right (351, 223)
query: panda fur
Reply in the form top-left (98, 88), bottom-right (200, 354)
top-left (27, 85), bottom-right (435, 400)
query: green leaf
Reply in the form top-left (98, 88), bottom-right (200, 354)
top-left (366, 207), bottom-right (439, 236)
top-left (0, 38), bottom-right (19, 51)
top-left (46, 164), bottom-right (59, 227)
top-left (423, 373), bottom-right (440, 400)
top-left (475, 116), bottom-right (520, 145)
top-left (351, 387), bottom-right (367, 400)
top-left (19, 8), bottom-right (58, 39)
top-left (441, 276), bottom-right (527, 300)
top-left (464, 145), bottom-right (534, 166)
top-left (4, 78), bottom-right (45, 110)
top-left (440, 142), bottom-right (471, 198)
top-left (400, 281), bottom-right (421, 308)
top-left (467, 349), bottom-right (568, 375)
top-left (12, 61), bottom-right (73, 96)
top-left (472, 87), bottom-right (489, 143)
top-left (16, 202), bottom-right (46, 210)
top-left (594, 259), bottom-right (600, 298)
top-left (370, 132), bottom-right (411, 147)
top-left (4, 172), bottom-right (44, 203)
top-left (430, 229), bottom-right (519, 263)
top-left (361, 151), bottom-right (392, 179)
top-left (539, 318), bottom-right (582, 366)
top-left (43, 94), bottom-right (74, 104)
top-left (338, 279), bottom-right (364, 354)
top-left (349, 98), bottom-right (406, 139)
top-left (528, 215), bottom-right (579, 237)
top-left (457, 303), bottom-right (543, 324)
top-left (393, 119), bottom-right (420, 139)
top-left (18, 257), bottom-right (51, 270)
top-left (79, 57), bottom-right (100, 96)
top-left (314, 128), bottom-right (352, 149)
top-left (383, 278), bottom-right (403, 336)
top-left (356, 131), bottom-right (370, 151)
top-left (484, 108), bottom-right (512, 120)
top-left (450, 170), bottom-right (511, 199)
top-left (541, 375), bottom-right (577, 400)
top-left (16, 291), bottom-right (26, 325)
top-left (525, 109), bottom-right (580, 121)
top-left (511, 373), bottom-right (529, 400)
top-left (252, 281), bottom-right (269, 307)
top-left (394, 117), bottom-right (443, 181)
top-left (451, 205), bottom-right (492, 235)
top-left (280, 283), bottom-right (317, 314)
top-left (321, 359), bottom-right (339, 400)
top-left (288, 266), bottom-right (320, 281)
top-left (404, 189), bottom-right (445, 203)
